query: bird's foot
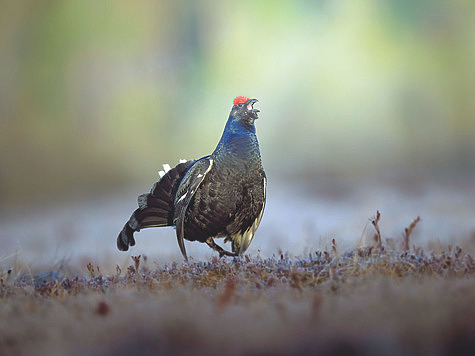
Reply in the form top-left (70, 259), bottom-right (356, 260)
top-left (206, 238), bottom-right (237, 258)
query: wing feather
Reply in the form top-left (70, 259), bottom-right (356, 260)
top-left (173, 157), bottom-right (214, 260)
top-left (231, 176), bottom-right (266, 254)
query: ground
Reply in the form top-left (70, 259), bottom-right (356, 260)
top-left (0, 179), bottom-right (474, 355)
top-left (1, 244), bottom-right (474, 355)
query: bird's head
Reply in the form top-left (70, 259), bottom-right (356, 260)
top-left (230, 96), bottom-right (260, 126)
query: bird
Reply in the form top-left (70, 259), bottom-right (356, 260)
top-left (117, 96), bottom-right (266, 261)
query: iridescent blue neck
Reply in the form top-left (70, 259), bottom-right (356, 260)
top-left (213, 116), bottom-right (258, 158)
top-left (223, 115), bottom-right (256, 135)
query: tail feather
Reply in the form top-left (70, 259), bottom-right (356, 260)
top-left (117, 224), bottom-right (135, 251)
top-left (117, 160), bottom-right (195, 251)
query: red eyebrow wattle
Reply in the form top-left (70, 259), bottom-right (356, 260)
top-left (233, 96), bottom-right (250, 106)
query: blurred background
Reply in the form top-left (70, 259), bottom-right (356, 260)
top-left (1, 0), bottom-right (474, 267)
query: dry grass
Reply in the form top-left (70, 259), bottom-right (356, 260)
top-left (1, 215), bottom-right (475, 355)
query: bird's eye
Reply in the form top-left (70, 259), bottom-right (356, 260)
top-left (238, 103), bottom-right (243, 107)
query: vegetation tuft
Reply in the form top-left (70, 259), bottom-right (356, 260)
top-left (1, 212), bottom-right (474, 355)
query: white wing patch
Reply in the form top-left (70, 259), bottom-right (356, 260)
top-left (201, 159), bottom-right (213, 178)
top-left (263, 176), bottom-right (267, 199)
top-left (163, 164), bottom-right (171, 172)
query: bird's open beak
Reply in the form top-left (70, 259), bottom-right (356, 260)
top-left (247, 99), bottom-right (259, 112)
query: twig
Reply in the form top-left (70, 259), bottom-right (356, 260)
top-left (403, 216), bottom-right (421, 251)
top-left (132, 255), bottom-right (141, 273)
top-left (370, 210), bottom-right (382, 249)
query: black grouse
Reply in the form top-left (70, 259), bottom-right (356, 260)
top-left (117, 96), bottom-right (266, 260)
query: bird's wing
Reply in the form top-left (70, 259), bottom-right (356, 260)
top-left (173, 156), bottom-right (214, 261)
top-left (231, 175), bottom-right (267, 255)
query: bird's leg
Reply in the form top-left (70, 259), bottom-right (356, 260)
top-left (206, 238), bottom-right (237, 258)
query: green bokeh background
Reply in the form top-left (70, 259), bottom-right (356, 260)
top-left (1, 0), bottom-right (474, 207)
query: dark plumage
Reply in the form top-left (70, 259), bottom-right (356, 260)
top-left (117, 96), bottom-right (266, 260)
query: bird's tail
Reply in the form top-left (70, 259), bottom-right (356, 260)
top-left (117, 160), bottom-right (194, 251)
